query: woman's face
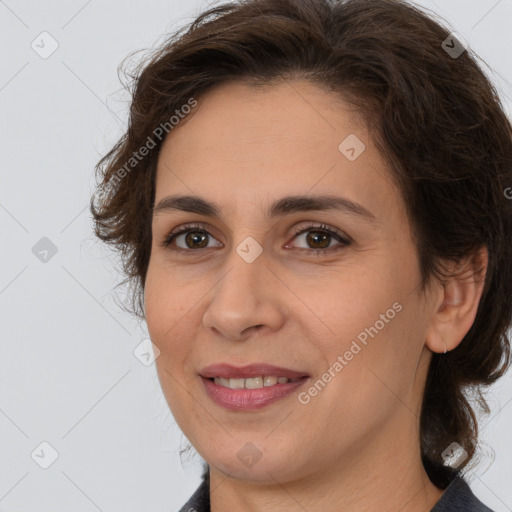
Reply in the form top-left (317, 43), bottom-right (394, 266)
top-left (145, 80), bottom-right (439, 482)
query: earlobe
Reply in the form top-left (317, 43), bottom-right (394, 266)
top-left (425, 246), bottom-right (488, 354)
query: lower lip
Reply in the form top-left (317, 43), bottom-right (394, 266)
top-left (201, 376), bottom-right (309, 410)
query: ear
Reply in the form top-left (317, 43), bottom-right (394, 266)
top-left (425, 246), bottom-right (488, 354)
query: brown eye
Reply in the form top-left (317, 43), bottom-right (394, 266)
top-left (183, 230), bottom-right (209, 249)
top-left (305, 230), bottom-right (331, 249)
top-left (162, 224), bottom-right (222, 250)
top-left (289, 223), bottom-right (351, 254)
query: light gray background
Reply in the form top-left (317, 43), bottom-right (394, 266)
top-left (1, 0), bottom-right (511, 511)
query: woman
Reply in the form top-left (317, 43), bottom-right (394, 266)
top-left (91, 0), bottom-right (512, 510)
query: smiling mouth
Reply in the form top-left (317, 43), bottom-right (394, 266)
top-left (208, 375), bottom-right (306, 389)
top-left (201, 375), bottom-right (310, 411)
top-left (199, 363), bottom-right (310, 409)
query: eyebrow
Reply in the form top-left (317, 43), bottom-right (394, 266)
top-left (153, 194), bottom-right (377, 222)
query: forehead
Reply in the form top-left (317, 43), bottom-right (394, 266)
top-left (154, 80), bottom-right (401, 222)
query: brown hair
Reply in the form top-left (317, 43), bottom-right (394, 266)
top-left (91, 0), bottom-right (512, 488)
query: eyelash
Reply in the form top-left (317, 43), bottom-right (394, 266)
top-left (160, 222), bottom-right (352, 255)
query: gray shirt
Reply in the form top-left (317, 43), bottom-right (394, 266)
top-left (178, 474), bottom-right (494, 511)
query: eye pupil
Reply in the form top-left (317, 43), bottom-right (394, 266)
top-left (186, 231), bottom-right (208, 248)
top-left (306, 231), bottom-right (330, 249)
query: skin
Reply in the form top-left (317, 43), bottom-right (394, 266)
top-left (144, 79), bottom-right (488, 512)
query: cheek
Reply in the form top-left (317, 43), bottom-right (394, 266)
top-left (145, 268), bottom-right (200, 425)
top-left (145, 256), bottom-right (189, 331)
top-left (144, 265), bottom-right (192, 367)
top-left (311, 265), bottom-right (399, 342)
top-left (307, 262), bottom-right (418, 397)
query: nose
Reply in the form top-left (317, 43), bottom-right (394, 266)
top-left (202, 250), bottom-right (285, 342)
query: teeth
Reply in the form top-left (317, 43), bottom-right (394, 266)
top-left (245, 377), bottom-right (263, 389)
top-left (263, 376), bottom-right (278, 386)
top-left (229, 378), bottom-right (245, 389)
top-left (213, 376), bottom-right (292, 389)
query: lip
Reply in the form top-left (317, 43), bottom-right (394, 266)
top-left (199, 364), bottom-right (310, 411)
top-left (201, 376), bottom-right (309, 410)
top-left (200, 363), bottom-right (309, 380)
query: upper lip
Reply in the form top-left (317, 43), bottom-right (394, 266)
top-left (200, 363), bottom-right (309, 380)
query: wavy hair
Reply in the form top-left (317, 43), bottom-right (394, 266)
top-left (90, 0), bottom-right (512, 488)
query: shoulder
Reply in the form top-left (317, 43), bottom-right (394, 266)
top-left (430, 475), bottom-right (495, 512)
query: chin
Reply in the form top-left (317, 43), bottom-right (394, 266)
top-left (202, 440), bottom-right (309, 484)
top-left (209, 457), bottom-right (291, 483)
